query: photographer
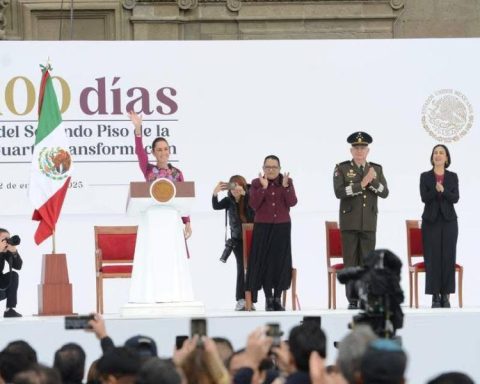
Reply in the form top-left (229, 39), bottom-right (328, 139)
top-left (0, 228), bottom-right (22, 318)
top-left (212, 175), bottom-right (255, 311)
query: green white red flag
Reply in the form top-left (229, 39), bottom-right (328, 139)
top-left (29, 65), bottom-right (72, 245)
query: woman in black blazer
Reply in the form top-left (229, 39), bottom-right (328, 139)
top-left (420, 144), bottom-right (459, 308)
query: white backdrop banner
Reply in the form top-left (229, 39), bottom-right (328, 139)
top-left (0, 40), bottom-right (479, 318)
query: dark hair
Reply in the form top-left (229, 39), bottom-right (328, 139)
top-left (13, 363), bottom-right (61, 384)
top-left (427, 372), bottom-right (474, 384)
top-left (0, 228), bottom-right (9, 235)
top-left (288, 323), bottom-right (326, 372)
top-left (151, 137), bottom-right (169, 151)
top-left (263, 155), bottom-right (281, 167)
top-left (0, 350), bottom-right (36, 382)
top-left (53, 343), bottom-right (86, 384)
top-left (96, 347), bottom-right (141, 378)
top-left (4, 341), bottom-right (37, 364)
top-left (136, 358), bottom-right (181, 384)
top-left (228, 175), bottom-right (249, 223)
top-left (430, 144), bottom-right (451, 168)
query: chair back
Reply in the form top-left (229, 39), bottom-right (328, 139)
top-left (406, 220), bottom-right (423, 267)
top-left (325, 221), bottom-right (343, 268)
top-left (242, 223), bottom-right (254, 269)
top-left (94, 226), bottom-right (138, 272)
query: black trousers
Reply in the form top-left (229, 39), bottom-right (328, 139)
top-left (341, 230), bottom-right (376, 303)
top-left (422, 217), bottom-right (458, 294)
top-left (0, 271), bottom-right (19, 308)
top-left (232, 242), bottom-right (247, 302)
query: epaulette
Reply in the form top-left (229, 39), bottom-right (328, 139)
top-left (369, 162), bottom-right (382, 168)
top-left (338, 160), bottom-right (350, 165)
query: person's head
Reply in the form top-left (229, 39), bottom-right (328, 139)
top-left (86, 359), bottom-right (101, 384)
top-left (96, 347), bottom-right (141, 384)
top-left (212, 337), bottom-right (234, 366)
top-left (263, 155), bottom-right (281, 180)
top-left (348, 132), bottom-right (372, 165)
top-left (124, 335), bottom-right (158, 362)
top-left (53, 343), bottom-right (86, 384)
top-left (4, 341), bottom-right (37, 364)
top-left (151, 137), bottom-right (170, 166)
top-left (288, 322), bottom-right (327, 372)
top-left (0, 349), bottom-right (36, 382)
top-left (336, 325), bottom-right (377, 384)
top-left (360, 339), bottom-right (407, 384)
top-left (427, 371), bottom-right (474, 384)
top-left (0, 229), bottom-right (10, 253)
top-left (135, 358), bottom-right (181, 384)
top-left (228, 175), bottom-right (248, 200)
top-left (12, 363), bottom-right (61, 384)
top-left (430, 144), bottom-right (451, 169)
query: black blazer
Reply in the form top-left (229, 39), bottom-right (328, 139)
top-left (420, 169), bottom-right (459, 223)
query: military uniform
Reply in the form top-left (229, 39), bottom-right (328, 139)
top-left (333, 132), bottom-right (389, 306)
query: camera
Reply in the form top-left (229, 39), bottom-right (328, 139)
top-left (191, 318), bottom-right (207, 348)
top-left (175, 335), bottom-right (188, 350)
top-left (64, 315), bottom-right (94, 330)
top-left (227, 182), bottom-right (237, 190)
top-left (6, 235), bottom-right (20, 246)
top-left (337, 249), bottom-right (404, 338)
top-left (219, 238), bottom-right (238, 263)
top-left (266, 323), bottom-right (283, 348)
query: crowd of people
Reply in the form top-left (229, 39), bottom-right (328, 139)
top-left (0, 314), bottom-right (473, 384)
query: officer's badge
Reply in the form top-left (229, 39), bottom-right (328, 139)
top-left (346, 169), bottom-right (356, 178)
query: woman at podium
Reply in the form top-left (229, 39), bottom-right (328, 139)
top-left (246, 155), bottom-right (297, 311)
top-left (126, 111), bottom-right (195, 305)
top-left (129, 111), bottom-right (191, 238)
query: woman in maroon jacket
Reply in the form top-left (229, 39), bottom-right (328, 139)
top-left (246, 155), bottom-right (298, 311)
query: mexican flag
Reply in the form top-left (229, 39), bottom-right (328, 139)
top-left (29, 66), bottom-right (72, 245)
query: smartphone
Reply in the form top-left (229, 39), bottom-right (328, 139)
top-left (175, 335), bottom-right (188, 350)
top-left (190, 318), bottom-right (207, 338)
top-left (64, 315), bottom-right (94, 330)
top-left (266, 322), bottom-right (282, 347)
top-left (302, 316), bottom-right (321, 327)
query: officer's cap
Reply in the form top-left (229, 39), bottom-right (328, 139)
top-left (347, 131), bottom-right (372, 146)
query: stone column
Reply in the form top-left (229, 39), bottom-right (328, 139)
top-left (0, 0), bottom-right (9, 39)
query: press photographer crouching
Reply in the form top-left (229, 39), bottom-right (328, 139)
top-left (0, 228), bottom-right (22, 318)
top-left (337, 249), bottom-right (404, 338)
top-left (212, 176), bottom-right (255, 311)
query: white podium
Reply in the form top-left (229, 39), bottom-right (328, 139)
top-left (121, 180), bottom-right (204, 317)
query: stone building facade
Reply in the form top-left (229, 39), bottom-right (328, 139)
top-left (1, 0), bottom-right (480, 40)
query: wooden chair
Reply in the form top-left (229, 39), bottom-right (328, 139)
top-left (325, 221), bottom-right (344, 309)
top-left (95, 226), bottom-right (138, 313)
top-left (242, 223), bottom-right (299, 311)
top-left (406, 220), bottom-right (463, 308)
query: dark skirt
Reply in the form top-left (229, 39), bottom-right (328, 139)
top-left (422, 217), bottom-right (458, 294)
top-left (245, 222), bottom-right (292, 296)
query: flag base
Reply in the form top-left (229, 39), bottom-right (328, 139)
top-left (37, 253), bottom-right (73, 315)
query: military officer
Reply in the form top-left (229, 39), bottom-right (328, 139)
top-left (333, 132), bottom-right (389, 309)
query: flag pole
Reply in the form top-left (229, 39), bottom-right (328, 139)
top-left (52, 230), bottom-right (56, 254)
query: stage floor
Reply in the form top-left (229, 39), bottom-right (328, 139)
top-left (0, 307), bottom-right (479, 384)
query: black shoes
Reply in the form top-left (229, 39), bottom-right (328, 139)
top-left (348, 301), bottom-right (358, 310)
top-left (272, 297), bottom-right (285, 311)
top-left (432, 294), bottom-right (442, 308)
top-left (4, 308), bottom-right (22, 318)
top-left (265, 298), bottom-right (275, 311)
top-left (441, 294), bottom-right (451, 308)
top-left (265, 297), bottom-right (285, 311)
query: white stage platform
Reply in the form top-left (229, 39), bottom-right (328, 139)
top-left (0, 307), bottom-right (479, 384)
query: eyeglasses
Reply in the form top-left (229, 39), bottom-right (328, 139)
top-left (263, 166), bottom-right (280, 170)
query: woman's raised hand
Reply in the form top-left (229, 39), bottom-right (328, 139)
top-left (259, 172), bottom-right (268, 189)
top-left (128, 111), bottom-right (142, 136)
top-left (282, 172), bottom-right (290, 188)
top-left (213, 181), bottom-right (228, 196)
